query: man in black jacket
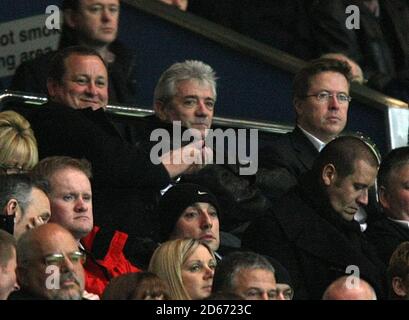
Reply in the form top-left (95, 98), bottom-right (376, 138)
top-left (311, 0), bottom-right (409, 101)
top-left (258, 58), bottom-right (352, 201)
top-left (10, 0), bottom-right (137, 105)
top-left (366, 147), bottom-right (409, 266)
top-left (243, 136), bottom-right (386, 299)
top-left (132, 60), bottom-right (271, 234)
top-left (25, 46), bottom-right (206, 239)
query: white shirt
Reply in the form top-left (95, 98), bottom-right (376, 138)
top-left (298, 126), bottom-right (326, 152)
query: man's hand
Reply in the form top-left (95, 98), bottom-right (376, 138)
top-left (161, 138), bottom-right (212, 177)
top-left (157, 0), bottom-right (188, 11)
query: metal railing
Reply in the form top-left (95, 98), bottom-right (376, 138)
top-left (0, 90), bottom-right (293, 135)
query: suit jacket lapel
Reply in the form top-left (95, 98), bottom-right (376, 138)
top-left (290, 127), bottom-right (319, 171)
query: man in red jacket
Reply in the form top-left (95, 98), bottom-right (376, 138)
top-left (31, 156), bottom-right (140, 297)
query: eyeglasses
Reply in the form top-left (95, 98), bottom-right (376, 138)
top-left (303, 91), bottom-right (352, 104)
top-left (44, 251), bottom-right (86, 267)
top-left (0, 164), bottom-right (26, 175)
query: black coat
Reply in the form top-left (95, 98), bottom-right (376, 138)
top-left (311, 0), bottom-right (409, 97)
top-left (131, 115), bottom-right (272, 232)
top-left (256, 127), bottom-right (319, 201)
top-left (243, 175), bottom-right (386, 299)
top-left (27, 102), bottom-right (171, 238)
top-left (365, 217), bottom-right (409, 266)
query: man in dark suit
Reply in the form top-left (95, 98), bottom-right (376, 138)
top-left (366, 147), bottom-right (409, 266)
top-left (258, 58), bottom-right (352, 200)
top-left (244, 136), bottom-right (386, 299)
top-left (24, 46), bottom-right (206, 240)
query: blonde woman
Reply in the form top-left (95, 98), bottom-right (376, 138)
top-left (0, 110), bottom-right (38, 174)
top-left (149, 238), bottom-right (216, 300)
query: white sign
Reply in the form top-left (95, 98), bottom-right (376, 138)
top-left (0, 14), bottom-right (61, 78)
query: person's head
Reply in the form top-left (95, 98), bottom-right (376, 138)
top-left (377, 147), bottom-right (409, 221)
top-left (388, 241), bottom-right (409, 300)
top-left (47, 46), bottom-right (108, 110)
top-left (265, 256), bottom-right (294, 300)
top-left (154, 60), bottom-right (217, 136)
top-left (293, 58), bottom-right (352, 143)
top-left (0, 111), bottom-right (38, 174)
top-left (322, 276), bottom-right (377, 300)
top-left (102, 271), bottom-right (170, 300)
top-left (0, 174), bottom-right (51, 239)
top-left (0, 230), bottom-right (19, 299)
top-left (321, 53), bottom-right (364, 84)
top-left (148, 238), bottom-right (216, 300)
top-left (31, 156), bottom-right (93, 241)
top-left (16, 223), bottom-right (86, 300)
top-left (312, 135), bottom-right (380, 221)
top-left (62, 0), bottom-right (120, 47)
top-left (212, 251), bottom-right (278, 300)
top-left (157, 183), bottom-right (220, 251)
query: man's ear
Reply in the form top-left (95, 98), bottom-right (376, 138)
top-left (322, 164), bottom-right (337, 186)
top-left (4, 199), bottom-right (18, 216)
top-left (154, 100), bottom-right (168, 122)
top-left (294, 97), bottom-right (303, 116)
top-left (392, 277), bottom-right (408, 297)
top-left (378, 186), bottom-right (390, 211)
top-left (47, 78), bottom-right (59, 98)
top-left (63, 9), bottom-right (77, 29)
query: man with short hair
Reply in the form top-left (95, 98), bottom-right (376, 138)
top-left (258, 58), bottom-right (352, 200)
top-left (11, 0), bottom-right (137, 104)
top-left (31, 156), bottom-right (141, 297)
top-left (243, 136), bottom-right (386, 299)
top-left (0, 174), bottom-right (51, 239)
top-left (10, 223), bottom-right (86, 300)
top-left (153, 60), bottom-right (216, 137)
top-left (0, 230), bottom-right (19, 300)
top-left (134, 60), bottom-right (270, 233)
top-left (212, 251), bottom-right (278, 300)
top-left (25, 46), bottom-right (205, 239)
top-left (322, 276), bottom-right (377, 300)
top-left (366, 147), bottom-right (409, 265)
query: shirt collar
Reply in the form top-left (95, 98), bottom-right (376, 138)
top-left (388, 217), bottom-right (409, 229)
top-left (297, 125), bottom-right (326, 152)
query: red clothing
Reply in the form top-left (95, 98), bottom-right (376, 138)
top-left (81, 226), bottom-right (141, 296)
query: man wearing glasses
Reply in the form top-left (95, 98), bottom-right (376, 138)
top-left (258, 58), bottom-right (352, 201)
top-left (9, 223), bottom-right (86, 300)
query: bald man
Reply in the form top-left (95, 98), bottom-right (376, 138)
top-left (9, 223), bottom-right (86, 300)
top-left (322, 276), bottom-right (377, 300)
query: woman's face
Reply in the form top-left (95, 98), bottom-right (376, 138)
top-left (181, 244), bottom-right (216, 300)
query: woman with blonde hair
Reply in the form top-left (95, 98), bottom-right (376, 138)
top-left (0, 110), bottom-right (38, 174)
top-left (148, 238), bottom-right (216, 300)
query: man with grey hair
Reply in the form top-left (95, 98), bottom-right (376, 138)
top-left (134, 60), bottom-right (270, 236)
top-left (322, 276), bottom-right (377, 300)
top-left (0, 174), bottom-right (51, 239)
top-left (153, 59), bottom-right (217, 137)
top-left (211, 251), bottom-right (278, 300)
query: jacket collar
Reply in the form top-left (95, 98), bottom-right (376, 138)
top-left (290, 127), bottom-right (320, 171)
